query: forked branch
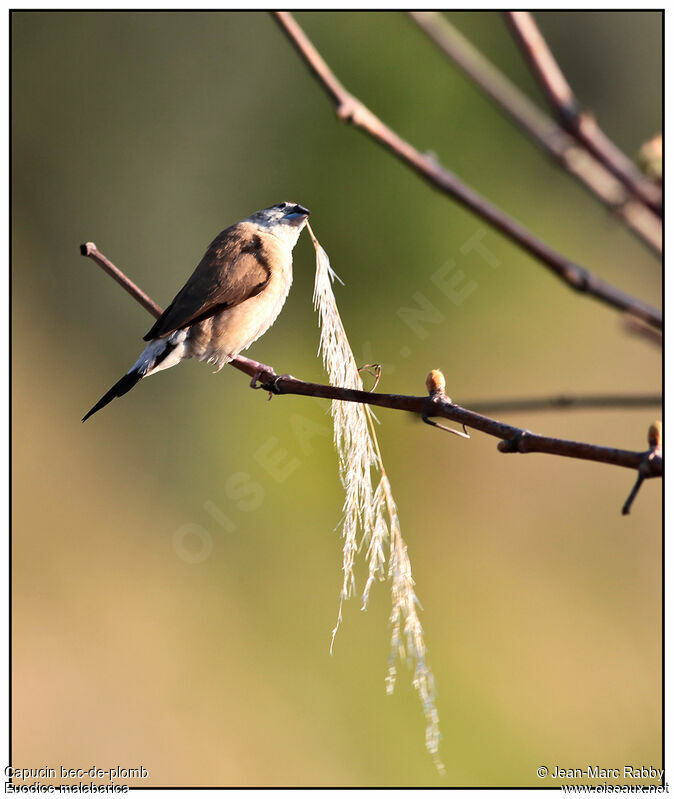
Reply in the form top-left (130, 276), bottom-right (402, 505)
top-left (80, 242), bottom-right (662, 511)
top-left (505, 11), bottom-right (662, 215)
top-left (407, 11), bottom-right (661, 254)
top-left (272, 11), bottom-right (661, 330)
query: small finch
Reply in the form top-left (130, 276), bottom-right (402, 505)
top-left (83, 202), bottom-right (310, 421)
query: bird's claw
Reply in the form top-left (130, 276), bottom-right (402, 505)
top-left (250, 370), bottom-right (292, 399)
top-left (250, 370), bottom-right (270, 390)
top-left (266, 373), bottom-right (293, 396)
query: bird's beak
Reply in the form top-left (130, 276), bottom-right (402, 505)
top-left (285, 204), bottom-right (311, 223)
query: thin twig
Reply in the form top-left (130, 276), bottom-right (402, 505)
top-left (80, 243), bottom-right (662, 485)
top-left (407, 12), bottom-right (661, 254)
top-left (462, 393), bottom-right (661, 414)
top-left (622, 422), bottom-right (662, 515)
top-left (621, 473), bottom-right (646, 516)
top-left (622, 315), bottom-right (663, 348)
top-left (271, 12), bottom-right (661, 331)
top-left (81, 242), bottom-right (163, 318)
top-left (505, 11), bottom-right (662, 215)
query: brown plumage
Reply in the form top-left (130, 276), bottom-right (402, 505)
top-left (83, 202), bottom-right (310, 422)
top-left (143, 223), bottom-right (275, 341)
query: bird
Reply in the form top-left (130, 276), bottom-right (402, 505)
top-left (82, 202), bottom-right (310, 422)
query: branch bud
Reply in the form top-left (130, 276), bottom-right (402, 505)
top-left (648, 421), bottom-right (662, 449)
top-left (425, 369), bottom-right (446, 396)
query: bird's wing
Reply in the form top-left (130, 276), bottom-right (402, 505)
top-left (143, 223), bottom-right (272, 341)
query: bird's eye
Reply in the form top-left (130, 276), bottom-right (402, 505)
top-left (276, 202), bottom-right (287, 210)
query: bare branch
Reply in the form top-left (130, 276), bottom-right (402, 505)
top-left (272, 12), bottom-right (661, 331)
top-left (81, 242), bottom-right (163, 319)
top-left (622, 314), bottom-right (663, 348)
top-left (407, 12), bottom-right (661, 254)
top-left (80, 243), bottom-right (662, 489)
top-left (461, 393), bottom-right (661, 415)
top-left (505, 11), bottom-right (662, 216)
top-left (622, 422), bottom-right (662, 515)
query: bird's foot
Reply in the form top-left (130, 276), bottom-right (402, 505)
top-left (265, 374), bottom-right (293, 398)
top-left (250, 369), bottom-right (273, 390)
top-left (250, 370), bottom-right (293, 399)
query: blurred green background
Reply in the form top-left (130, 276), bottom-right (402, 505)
top-left (12, 11), bottom-right (661, 788)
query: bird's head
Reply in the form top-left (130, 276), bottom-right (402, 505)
top-left (246, 202), bottom-right (311, 247)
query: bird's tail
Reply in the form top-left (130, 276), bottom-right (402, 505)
top-left (82, 370), bottom-right (143, 422)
